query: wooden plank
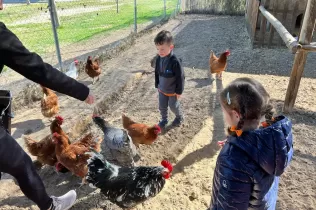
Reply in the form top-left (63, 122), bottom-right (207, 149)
top-left (259, 14), bottom-right (267, 47)
top-left (268, 0), bottom-right (278, 48)
top-left (259, 0), bottom-right (270, 47)
top-left (291, 1), bottom-right (300, 33)
top-left (283, 0), bottom-right (316, 113)
top-left (181, 0), bottom-right (186, 12)
top-left (278, 0), bottom-right (289, 46)
top-left (259, 5), bottom-right (299, 52)
top-left (265, 9), bottom-right (303, 13)
top-left (252, 0), bottom-right (260, 42)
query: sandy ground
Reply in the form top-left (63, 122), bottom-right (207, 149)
top-left (0, 15), bottom-right (316, 210)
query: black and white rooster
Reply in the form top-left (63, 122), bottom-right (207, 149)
top-left (85, 149), bottom-right (173, 209)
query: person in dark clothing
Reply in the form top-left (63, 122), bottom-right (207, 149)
top-left (0, 2), bottom-right (94, 208)
top-left (154, 30), bottom-right (185, 128)
top-left (208, 78), bottom-right (293, 210)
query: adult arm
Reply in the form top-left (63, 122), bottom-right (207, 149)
top-left (0, 22), bottom-right (89, 101)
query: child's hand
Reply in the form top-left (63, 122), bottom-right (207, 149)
top-left (217, 139), bottom-right (227, 148)
top-left (176, 94), bottom-right (181, 99)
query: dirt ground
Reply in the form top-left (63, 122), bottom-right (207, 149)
top-left (0, 15), bottom-right (316, 210)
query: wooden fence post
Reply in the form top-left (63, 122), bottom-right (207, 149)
top-left (283, 0), bottom-right (316, 113)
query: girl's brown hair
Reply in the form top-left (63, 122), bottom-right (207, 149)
top-left (220, 77), bottom-right (274, 136)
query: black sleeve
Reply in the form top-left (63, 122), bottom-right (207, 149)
top-left (0, 22), bottom-right (89, 101)
top-left (155, 57), bottom-right (159, 88)
top-left (174, 60), bottom-right (184, 95)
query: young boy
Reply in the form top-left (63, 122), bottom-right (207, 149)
top-left (154, 30), bottom-right (185, 128)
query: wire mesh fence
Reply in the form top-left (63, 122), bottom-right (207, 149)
top-left (1, 0), bottom-right (180, 71)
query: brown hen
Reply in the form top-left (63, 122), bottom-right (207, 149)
top-left (85, 56), bottom-right (101, 84)
top-left (24, 116), bottom-right (70, 167)
top-left (53, 132), bottom-right (102, 184)
top-left (122, 113), bottom-right (161, 147)
top-left (41, 86), bottom-right (59, 118)
top-left (209, 50), bottom-right (230, 80)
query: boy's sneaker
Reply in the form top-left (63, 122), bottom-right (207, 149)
top-left (158, 119), bottom-right (168, 129)
top-left (172, 117), bottom-right (184, 127)
top-left (50, 190), bottom-right (77, 210)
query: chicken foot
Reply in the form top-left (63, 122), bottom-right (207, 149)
top-left (216, 72), bottom-right (222, 80)
top-left (78, 177), bottom-right (87, 188)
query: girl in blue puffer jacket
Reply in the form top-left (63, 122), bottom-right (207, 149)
top-left (209, 77), bottom-right (293, 210)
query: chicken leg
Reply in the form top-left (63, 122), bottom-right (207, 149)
top-left (92, 77), bottom-right (95, 84)
top-left (216, 72), bottom-right (222, 80)
top-left (78, 177), bottom-right (87, 188)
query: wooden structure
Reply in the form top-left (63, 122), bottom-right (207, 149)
top-left (245, 0), bottom-right (313, 48)
top-left (249, 0), bottom-right (316, 112)
top-left (181, 0), bottom-right (246, 15)
top-left (283, 0), bottom-right (316, 112)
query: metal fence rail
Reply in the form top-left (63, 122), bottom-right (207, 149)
top-left (1, 0), bottom-right (180, 70)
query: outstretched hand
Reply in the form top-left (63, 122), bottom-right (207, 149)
top-left (217, 139), bottom-right (227, 148)
top-left (85, 94), bottom-right (95, 104)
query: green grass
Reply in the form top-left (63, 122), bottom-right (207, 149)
top-left (1, 0), bottom-right (178, 56)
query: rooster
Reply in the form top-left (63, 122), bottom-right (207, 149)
top-left (122, 114), bottom-right (161, 147)
top-left (41, 85), bottom-right (59, 119)
top-left (85, 149), bottom-right (173, 209)
top-left (52, 132), bottom-right (102, 184)
top-left (209, 50), bottom-right (230, 80)
top-left (24, 116), bottom-right (69, 173)
top-left (92, 115), bottom-right (140, 167)
top-left (85, 56), bottom-right (101, 84)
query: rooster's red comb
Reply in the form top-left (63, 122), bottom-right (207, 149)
top-left (53, 132), bottom-right (60, 138)
top-left (161, 160), bottom-right (173, 172)
top-left (55, 115), bottom-right (64, 122)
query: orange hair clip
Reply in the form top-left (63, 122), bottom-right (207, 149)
top-left (261, 121), bottom-right (269, 128)
top-left (230, 126), bottom-right (243, 137)
top-left (261, 117), bottom-right (276, 128)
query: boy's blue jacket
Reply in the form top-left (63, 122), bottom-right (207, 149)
top-left (155, 51), bottom-right (184, 95)
top-left (210, 115), bottom-right (294, 210)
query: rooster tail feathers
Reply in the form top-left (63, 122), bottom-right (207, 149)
top-left (23, 135), bottom-right (40, 155)
top-left (85, 148), bottom-right (112, 188)
top-left (86, 147), bottom-right (105, 165)
top-left (23, 135), bottom-right (36, 145)
top-left (86, 148), bottom-right (106, 175)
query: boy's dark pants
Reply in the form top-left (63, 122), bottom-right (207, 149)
top-left (159, 92), bottom-right (183, 121)
top-left (0, 125), bottom-right (52, 210)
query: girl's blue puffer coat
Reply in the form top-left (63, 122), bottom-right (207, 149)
top-left (209, 115), bottom-right (294, 210)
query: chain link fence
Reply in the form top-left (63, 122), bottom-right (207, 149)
top-left (1, 0), bottom-right (181, 71)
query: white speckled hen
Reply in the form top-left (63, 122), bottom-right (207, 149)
top-left (85, 149), bottom-right (173, 209)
